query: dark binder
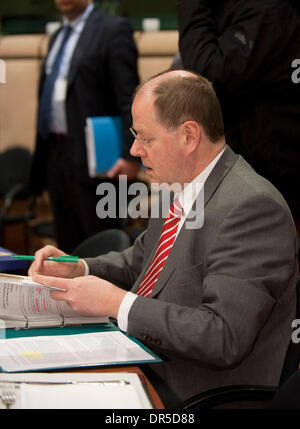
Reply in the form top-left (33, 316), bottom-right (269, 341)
top-left (0, 246), bottom-right (28, 272)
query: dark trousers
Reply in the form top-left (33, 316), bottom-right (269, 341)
top-left (46, 134), bottom-right (122, 253)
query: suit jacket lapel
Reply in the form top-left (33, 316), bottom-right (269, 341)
top-left (148, 145), bottom-right (238, 298)
top-left (67, 9), bottom-right (102, 89)
top-left (203, 145), bottom-right (238, 207)
top-left (131, 193), bottom-right (170, 293)
top-left (131, 218), bottom-right (164, 294)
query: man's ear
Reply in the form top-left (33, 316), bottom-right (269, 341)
top-left (182, 121), bottom-right (201, 155)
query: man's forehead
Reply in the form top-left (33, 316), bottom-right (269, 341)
top-left (133, 87), bottom-right (154, 106)
top-left (132, 92), bottom-right (159, 128)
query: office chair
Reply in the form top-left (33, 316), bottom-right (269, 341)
top-left (268, 369), bottom-right (300, 409)
top-left (24, 194), bottom-right (56, 242)
top-left (0, 147), bottom-right (33, 245)
top-left (176, 277), bottom-right (300, 409)
top-left (178, 370), bottom-right (300, 410)
top-left (72, 228), bottom-right (131, 258)
top-left (0, 146), bottom-right (56, 252)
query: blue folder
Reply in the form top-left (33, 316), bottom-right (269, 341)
top-left (85, 116), bottom-right (123, 177)
top-left (0, 246), bottom-right (28, 272)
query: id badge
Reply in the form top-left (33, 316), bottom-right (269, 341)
top-left (54, 78), bottom-right (67, 102)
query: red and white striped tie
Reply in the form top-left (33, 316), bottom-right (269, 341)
top-left (137, 199), bottom-right (182, 297)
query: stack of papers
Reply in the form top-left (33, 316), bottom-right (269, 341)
top-left (0, 331), bottom-right (161, 372)
top-left (0, 273), bottom-right (108, 328)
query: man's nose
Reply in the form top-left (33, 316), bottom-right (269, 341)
top-left (130, 138), bottom-right (146, 158)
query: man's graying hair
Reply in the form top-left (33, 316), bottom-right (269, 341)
top-left (142, 70), bottom-right (224, 143)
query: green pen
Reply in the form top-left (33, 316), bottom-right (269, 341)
top-left (13, 255), bottom-right (79, 263)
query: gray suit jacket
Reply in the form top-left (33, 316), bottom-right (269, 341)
top-left (86, 146), bottom-right (298, 407)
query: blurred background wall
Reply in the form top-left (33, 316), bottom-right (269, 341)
top-left (0, 0), bottom-right (178, 34)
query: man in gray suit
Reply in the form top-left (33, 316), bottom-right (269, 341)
top-left (30, 70), bottom-right (298, 408)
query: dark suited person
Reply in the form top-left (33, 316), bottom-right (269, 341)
top-left (178, 0), bottom-right (300, 220)
top-left (29, 70), bottom-right (298, 407)
top-left (31, 0), bottom-right (140, 252)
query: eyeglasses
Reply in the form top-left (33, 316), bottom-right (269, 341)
top-left (129, 127), bottom-right (154, 146)
top-left (130, 122), bottom-right (186, 147)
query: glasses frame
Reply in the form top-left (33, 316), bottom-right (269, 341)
top-left (130, 122), bottom-right (186, 147)
top-left (129, 127), bottom-right (154, 146)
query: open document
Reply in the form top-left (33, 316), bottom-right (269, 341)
top-left (0, 273), bottom-right (108, 328)
top-left (0, 372), bottom-right (154, 409)
top-left (0, 331), bottom-right (161, 372)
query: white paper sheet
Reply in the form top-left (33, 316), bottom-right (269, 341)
top-left (0, 331), bottom-right (157, 372)
top-left (0, 372), bottom-right (153, 409)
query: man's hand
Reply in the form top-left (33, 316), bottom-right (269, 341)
top-left (28, 245), bottom-right (86, 279)
top-left (32, 274), bottom-right (127, 318)
top-left (106, 158), bottom-right (140, 180)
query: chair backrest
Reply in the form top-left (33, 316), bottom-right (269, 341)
top-left (0, 147), bottom-right (32, 196)
top-left (72, 229), bottom-right (131, 258)
top-left (269, 369), bottom-right (300, 409)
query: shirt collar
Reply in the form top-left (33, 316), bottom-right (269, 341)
top-left (175, 145), bottom-right (226, 216)
top-left (63, 2), bottom-right (94, 29)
